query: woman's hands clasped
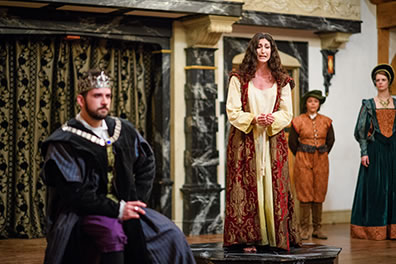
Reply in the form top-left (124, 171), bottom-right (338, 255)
top-left (256, 113), bottom-right (274, 127)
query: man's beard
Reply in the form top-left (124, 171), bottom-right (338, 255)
top-left (85, 105), bottom-right (109, 120)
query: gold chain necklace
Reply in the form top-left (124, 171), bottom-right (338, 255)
top-left (62, 117), bottom-right (121, 146)
top-left (377, 96), bottom-right (390, 108)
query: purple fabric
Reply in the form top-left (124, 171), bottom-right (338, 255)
top-left (81, 215), bottom-right (127, 253)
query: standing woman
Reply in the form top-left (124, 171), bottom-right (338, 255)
top-left (224, 32), bottom-right (300, 252)
top-left (351, 64), bottom-right (396, 240)
top-left (288, 90), bottom-right (335, 240)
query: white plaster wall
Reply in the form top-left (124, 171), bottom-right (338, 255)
top-left (320, 0), bottom-right (377, 211)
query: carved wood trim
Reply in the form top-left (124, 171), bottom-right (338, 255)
top-left (182, 15), bottom-right (240, 47)
top-left (242, 0), bottom-right (360, 21)
top-left (318, 32), bottom-right (352, 50)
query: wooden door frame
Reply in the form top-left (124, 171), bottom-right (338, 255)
top-left (370, 0), bottom-right (396, 94)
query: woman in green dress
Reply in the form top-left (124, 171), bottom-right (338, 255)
top-left (351, 63), bottom-right (396, 240)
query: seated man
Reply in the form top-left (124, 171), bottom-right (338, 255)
top-left (41, 69), bottom-right (196, 264)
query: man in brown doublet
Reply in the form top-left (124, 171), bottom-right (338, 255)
top-left (289, 90), bottom-right (335, 240)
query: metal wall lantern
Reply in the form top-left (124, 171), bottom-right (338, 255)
top-left (321, 49), bottom-right (338, 96)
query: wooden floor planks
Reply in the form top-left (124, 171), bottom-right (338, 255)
top-left (0, 223), bottom-right (395, 263)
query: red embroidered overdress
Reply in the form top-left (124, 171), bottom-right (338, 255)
top-left (223, 73), bottom-right (300, 250)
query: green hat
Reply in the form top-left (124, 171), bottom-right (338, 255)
top-left (301, 90), bottom-right (326, 112)
top-left (371, 63), bottom-right (394, 86)
top-left (77, 69), bottom-right (112, 94)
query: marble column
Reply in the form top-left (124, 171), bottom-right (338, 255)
top-left (149, 49), bottom-right (173, 218)
top-left (181, 47), bottom-right (223, 235)
top-left (180, 15), bottom-right (239, 236)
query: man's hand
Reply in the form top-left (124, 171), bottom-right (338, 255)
top-left (121, 201), bottom-right (147, 221)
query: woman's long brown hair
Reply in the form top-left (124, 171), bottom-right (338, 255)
top-left (238, 32), bottom-right (290, 86)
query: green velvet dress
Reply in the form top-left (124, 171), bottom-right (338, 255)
top-left (351, 98), bottom-right (396, 240)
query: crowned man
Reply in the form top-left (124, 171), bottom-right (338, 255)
top-left (41, 69), bottom-right (196, 264)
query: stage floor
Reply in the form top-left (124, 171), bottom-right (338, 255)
top-left (191, 242), bottom-right (341, 264)
top-left (1, 224), bottom-right (396, 263)
top-left (186, 223), bottom-right (396, 264)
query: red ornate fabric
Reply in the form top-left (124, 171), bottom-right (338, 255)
top-left (224, 74), bottom-right (300, 250)
top-left (224, 73), bottom-right (261, 246)
top-left (269, 77), bottom-right (300, 249)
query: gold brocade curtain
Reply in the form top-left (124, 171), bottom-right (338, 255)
top-left (71, 38), bottom-right (150, 134)
top-left (0, 36), bottom-right (152, 238)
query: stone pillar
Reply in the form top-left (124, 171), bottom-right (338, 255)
top-left (180, 15), bottom-right (239, 235)
top-left (182, 47), bottom-right (222, 235)
top-left (149, 49), bottom-right (173, 218)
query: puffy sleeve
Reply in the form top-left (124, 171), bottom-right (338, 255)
top-left (226, 76), bottom-right (255, 134)
top-left (42, 142), bottom-right (120, 218)
top-left (133, 132), bottom-right (155, 202)
top-left (267, 83), bottom-right (293, 136)
top-left (326, 124), bottom-right (335, 153)
top-left (354, 100), bottom-right (371, 157)
top-left (288, 123), bottom-right (299, 155)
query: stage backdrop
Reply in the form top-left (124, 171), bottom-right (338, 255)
top-left (0, 36), bottom-right (154, 238)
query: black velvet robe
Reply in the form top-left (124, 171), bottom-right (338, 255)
top-left (41, 116), bottom-right (155, 264)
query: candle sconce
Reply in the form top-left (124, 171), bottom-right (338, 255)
top-left (321, 49), bottom-right (338, 96)
top-left (318, 32), bottom-right (352, 96)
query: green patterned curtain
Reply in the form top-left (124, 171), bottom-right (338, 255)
top-left (0, 36), bottom-right (152, 238)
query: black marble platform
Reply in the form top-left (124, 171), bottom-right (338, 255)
top-left (191, 243), bottom-right (341, 264)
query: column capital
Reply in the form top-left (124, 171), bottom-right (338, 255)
top-left (182, 15), bottom-right (240, 48)
top-left (317, 32), bottom-right (352, 50)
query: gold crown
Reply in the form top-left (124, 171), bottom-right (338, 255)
top-left (78, 70), bottom-right (111, 94)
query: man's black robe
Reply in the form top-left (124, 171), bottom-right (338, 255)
top-left (41, 116), bottom-right (195, 264)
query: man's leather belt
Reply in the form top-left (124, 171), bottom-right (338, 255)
top-left (297, 143), bottom-right (327, 153)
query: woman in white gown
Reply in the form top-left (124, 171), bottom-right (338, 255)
top-left (223, 32), bottom-right (300, 252)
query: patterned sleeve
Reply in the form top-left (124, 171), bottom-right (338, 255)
top-left (226, 76), bottom-right (255, 134)
top-left (354, 100), bottom-right (371, 157)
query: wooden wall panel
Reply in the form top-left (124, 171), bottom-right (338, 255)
top-left (377, 28), bottom-right (389, 63)
top-left (377, 1), bottom-right (396, 28)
